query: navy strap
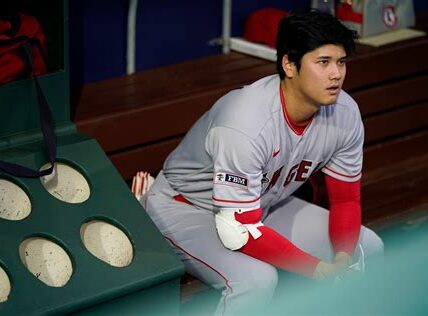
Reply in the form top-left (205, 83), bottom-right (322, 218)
top-left (0, 41), bottom-right (56, 177)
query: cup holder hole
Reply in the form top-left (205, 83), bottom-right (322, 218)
top-left (0, 265), bottom-right (11, 303)
top-left (0, 178), bottom-right (31, 221)
top-left (19, 237), bottom-right (73, 287)
top-left (80, 220), bottom-right (133, 267)
top-left (40, 162), bottom-right (90, 204)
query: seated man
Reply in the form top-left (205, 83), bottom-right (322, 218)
top-left (134, 10), bottom-right (383, 315)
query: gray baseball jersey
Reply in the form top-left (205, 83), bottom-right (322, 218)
top-left (163, 74), bottom-right (363, 212)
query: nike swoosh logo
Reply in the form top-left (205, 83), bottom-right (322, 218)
top-left (273, 148), bottom-right (281, 157)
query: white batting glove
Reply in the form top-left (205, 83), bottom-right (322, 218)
top-left (131, 171), bottom-right (155, 200)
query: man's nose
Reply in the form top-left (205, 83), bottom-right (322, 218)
top-left (329, 64), bottom-right (342, 81)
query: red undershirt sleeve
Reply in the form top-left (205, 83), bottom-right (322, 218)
top-left (325, 174), bottom-right (361, 256)
top-left (236, 209), bottom-right (320, 277)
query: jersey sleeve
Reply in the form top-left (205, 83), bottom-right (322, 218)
top-left (322, 114), bottom-right (364, 182)
top-left (206, 126), bottom-right (265, 209)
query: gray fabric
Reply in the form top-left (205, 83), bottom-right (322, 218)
top-left (163, 75), bottom-right (363, 213)
top-left (141, 172), bottom-right (384, 316)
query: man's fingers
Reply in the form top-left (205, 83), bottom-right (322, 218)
top-left (131, 171), bottom-right (155, 199)
top-left (131, 175), bottom-right (137, 195)
top-left (137, 172), bottom-right (144, 198)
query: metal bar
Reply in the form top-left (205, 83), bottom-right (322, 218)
top-left (222, 0), bottom-right (232, 53)
top-left (127, 0), bottom-right (139, 75)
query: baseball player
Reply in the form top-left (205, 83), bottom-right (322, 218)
top-left (134, 10), bottom-right (383, 315)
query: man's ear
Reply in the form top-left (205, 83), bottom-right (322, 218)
top-left (282, 55), bottom-right (295, 78)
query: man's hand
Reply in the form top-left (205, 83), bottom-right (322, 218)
top-left (333, 252), bottom-right (352, 269)
top-left (131, 171), bottom-right (154, 200)
top-left (313, 252), bottom-right (353, 280)
top-left (313, 261), bottom-right (337, 280)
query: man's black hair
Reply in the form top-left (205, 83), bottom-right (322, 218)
top-left (276, 10), bottom-right (358, 79)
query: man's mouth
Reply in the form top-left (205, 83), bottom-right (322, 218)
top-left (327, 86), bottom-right (340, 94)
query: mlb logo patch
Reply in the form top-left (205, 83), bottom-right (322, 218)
top-left (214, 172), bottom-right (248, 188)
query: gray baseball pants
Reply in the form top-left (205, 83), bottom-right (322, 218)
top-left (141, 172), bottom-right (384, 316)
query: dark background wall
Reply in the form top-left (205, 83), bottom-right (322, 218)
top-left (69, 0), bottom-right (428, 85)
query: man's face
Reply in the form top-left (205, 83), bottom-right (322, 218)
top-left (292, 44), bottom-right (347, 106)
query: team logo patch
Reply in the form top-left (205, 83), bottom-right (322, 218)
top-left (383, 5), bottom-right (397, 28)
top-left (215, 172), bottom-right (248, 187)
